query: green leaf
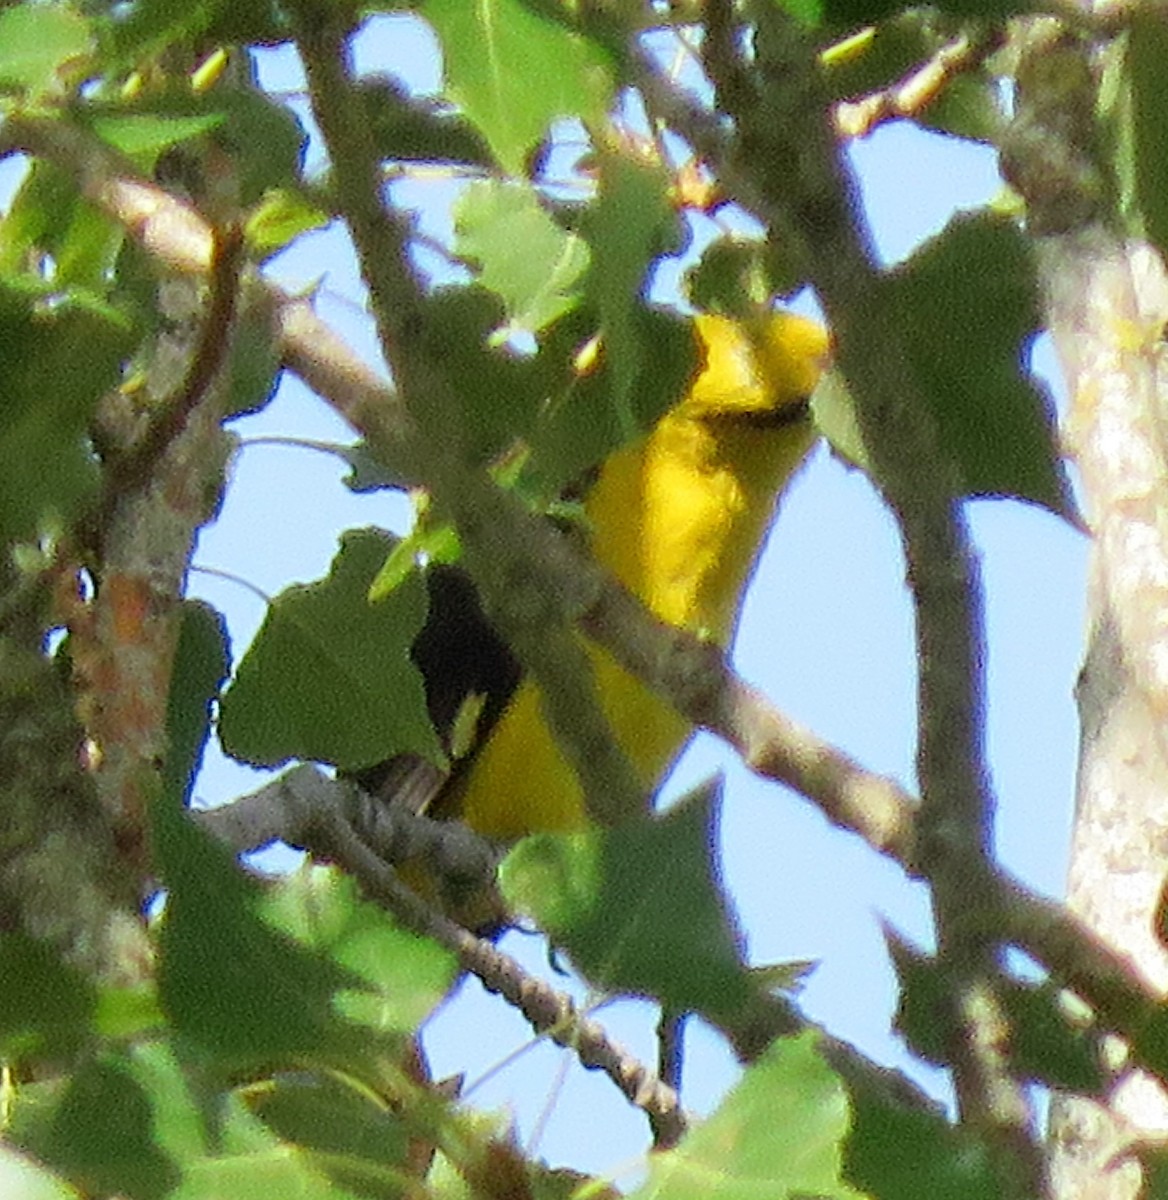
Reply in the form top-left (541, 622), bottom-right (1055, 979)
top-left (816, 211), bottom-right (1071, 517)
top-left (0, 935), bottom-right (95, 1063)
top-left (501, 782), bottom-right (755, 1021)
top-left (843, 1067), bottom-right (1001, 1198)
top-left (1128, 14), bottom-right (1168, 264)
top-left (244, 189), bottom-right (329, 259)
top-left (0, 286), bottom-right (136, 545)
top-left (40, 1057), bottom-right (181, 1200)
top-left (245, 1073), bottom-right (411, 1190)
top-left (634, 1031), bottom-right (863, 1199)
top-left (0, 5), bottom-right (92, 97)
top-left (88, 112), bottom-right (226, 171)
top-left (0, 161), bottom-right (123, 291)
top-left (260, 865), bottom-right (457, 1036)
top-left (222, 300), bottom-right (281, 418)
top-left (523, 304), bottom-right (695, 496)
top-left (218, 528), bottom-right (441, 771)
top-left (415, 286), bottom-right (547, 463)
top-left (164, 602), bottom-right (230, 809)
top-left (421, 0), bottom-right (613, 174)
top-left (582, 153), bottom-right (682, 438)
top-left (454, 181), bottom-right (589, 336)
top-left (359, 75), bottom-right (496, 168)
top-left (1002, 979), bottom-right (1104, 1093)
top-left (154, 804), bottom-right (358, 1065)
top-left (887, 933), bottom-right (952, 1066)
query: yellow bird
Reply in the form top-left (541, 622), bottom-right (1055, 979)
top-left (385, 309), bottom-right (830, 845)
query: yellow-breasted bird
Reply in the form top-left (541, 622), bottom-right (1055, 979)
top-left (358, 309), bottom-right (829, 890)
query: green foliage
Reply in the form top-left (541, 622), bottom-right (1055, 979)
top-left (0, 935), bottom-right (96, 1063)
top-left (0, 4), bottom-right (92, 98)
top-left (420, 0), bottom-right (613, 174)
top-left (218, 528), bottom-right (442, 772)
top-left (0, 284), bottom-right (136, 545)
top-left (453, 180), bottom-right (589, 336)
top-left (501, 782), bottom-right (758, 1022)
top-left (814, 211), bottom-right (1072, 518)
top-left (635, 1032), bottom-right (864, 1199)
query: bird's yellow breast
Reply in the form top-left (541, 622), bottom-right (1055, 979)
top-left (456, 312), bottom-right (828, 841)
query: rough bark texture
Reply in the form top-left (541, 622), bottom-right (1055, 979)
top-left (1045, 239), bottom-right (1168, 1198)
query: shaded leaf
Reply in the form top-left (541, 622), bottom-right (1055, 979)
top-left (260, 865), bottom-right (457, 1037)
top-left (1128, 13), bottom-right (1168, 265)
top-left (582, 153), bottom-right (683, 437)
top-left (359, 75), bottom-right (496, 168)
top-left (0, 935), bottom-right (95, 1063)
top-left (501, 782), bottom-right (755, 1021)
top-left (415, 286), bottom-right (547, 463)
top-left (41, 1058), bottom-right (180, 1200)
top-left (816, 211), bottom-right (1070, 517)
top-left (164, 601), bottom-right (230, 810)
top-left (218, 528), bottom-right (440, 771)
top-left (0, 286), bottom-right (136, 545)
top-left (523, 304), bottom-right (694, 496)
top-left (843, 1067), bottom-right (1001, 1198)
top-left (246, 1073), bottom-right (411, 1190)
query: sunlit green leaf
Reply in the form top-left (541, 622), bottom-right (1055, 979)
top-left (454, 180), bottom-right (589, 336)
top-left (0, 5), bottom-right (92, 96)
top-left (421, 0), bottom-right (613, 174)
top-left (635, 1032), bottom-right (863, 1199)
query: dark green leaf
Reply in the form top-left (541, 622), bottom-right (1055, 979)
top-left (0, 286), bottom-right (136, 545)
top-left (223, 301), bottom-right (281, 418)
top-left (1002, 979), bottom-right (1104, 1093)
top-left (454, 180), bottom-right (589, 336)
top-left (501, 782), bottom-right (755, 1021)
top-left (816, 212), bottom-right (1071, 517)
top-left (247, 1073), bottom-right (410, 1188)
top-left (415, 286), bottom-right (547, 463)
top-left (41, 1058), bottom-right (180, 1200)
top-left (0, 935), bottom-right (95, 1062)
top-left (154, 801), bottom-right (358, 1064)
top-left (163, 601), bottom-right (230, 810)
top-left (522, 304), bottom-right (694, 496)
top-left (421, 0), bottom-right (613, 174)
top-left (359, 75), bottom-right (496, 168)
top-left (218, 528), bottom-right (441, 771)
top-left (1128, 14), bottom-right (1168, 265)
top-left (843, 1068), bottom-right (1001, 1198)
top-left (887, 933), bottom-right (952, 1066)
top-left (634, 1031), bottom-right (861, 1199)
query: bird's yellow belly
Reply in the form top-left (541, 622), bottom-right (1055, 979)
top-left (456, 642), bottom-right (688, 840)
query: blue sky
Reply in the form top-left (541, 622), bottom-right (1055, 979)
top-left (2, 12), bottom-right (1089, 1183)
